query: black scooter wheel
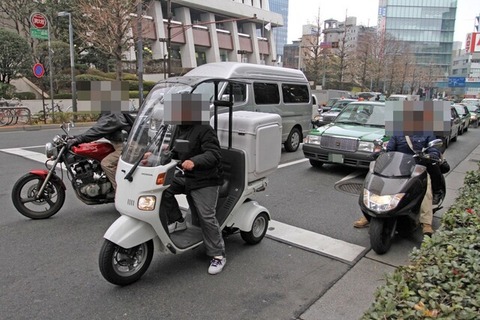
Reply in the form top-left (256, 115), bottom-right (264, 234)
top-left (99, 239), bottom-right (153, 286)
top-left (369, 218), bottom-right (396, 254)
top-left (11, 173), bottom-right (66, 219)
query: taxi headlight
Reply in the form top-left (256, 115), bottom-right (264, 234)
top-left (138, 196), bottom-right (156, 211)
top-left (358, 141), bottom-right (374, 152)
top-left (45, 142), bottom-right (58, 159)
top-left (363, 189), bottom-right (405, 212)
top-left (305, 135), bottom-right (321, 145)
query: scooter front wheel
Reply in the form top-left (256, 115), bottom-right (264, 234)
top-left (99, 239), bottom-right (153, 286)
top-left (369, 218), bottom-right (397, 255)
top-left (241, 212), bottom-right (269, 245)
top-left (11, 173), bottom-right (65, 219)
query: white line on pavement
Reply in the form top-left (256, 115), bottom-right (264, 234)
top-left (266, 220), bottom-right (365, 263)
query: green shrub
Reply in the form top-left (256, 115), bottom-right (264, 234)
top-left (86, 69), bottom-right (112, 79)
top-left (129, 91), bottom-right (150, 98)
top-left (15, 92), bottom-right (36, 100)
top-left (75, 74), bottom-right (112, 82)
top-left (53, 93), bottom-right (72, 99)
top-left (122, 73), bottom-right (138, 81)
top-left (362, 166), bottom-right (480, 320)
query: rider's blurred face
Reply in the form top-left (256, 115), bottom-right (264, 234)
top-left (163, 93), bottom-right (210, 125)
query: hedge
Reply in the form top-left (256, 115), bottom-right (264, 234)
top-left (362, 167), bottom-right (480, 319)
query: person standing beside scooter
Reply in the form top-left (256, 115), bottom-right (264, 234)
top-left (354, 135), bottom-right (442, 236)
top-left (160, 93), bottom-right (227, 275)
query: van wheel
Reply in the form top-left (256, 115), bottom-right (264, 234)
top-left (284, 128), bottom-right (301, 152)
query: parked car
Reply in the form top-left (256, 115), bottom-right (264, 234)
top-left (303, 101), bottom-right (387, 169)
top-left (465, 104), bottom-right (479, 128)
top-left (453, 104), bottom-right (471, 134)
top-left (441, 106), bottom-right (462, 149)
top-left (312, 98), bottom-right (357, 127)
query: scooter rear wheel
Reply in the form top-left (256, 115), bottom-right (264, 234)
top-left (241, 212), bottom-right (269, 245)
top-left (99, 239), bottom-right (153, 286)
top-left (11, 173), bottom-right (66, 219)
top-left (369, 218), bottom-right (396, 255)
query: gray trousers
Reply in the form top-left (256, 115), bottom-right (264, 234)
top-left (161, 176), bottom-right (225, 257)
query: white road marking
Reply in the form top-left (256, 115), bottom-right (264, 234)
top-left (1, 147), bottom-right (366, 262)
top-left (266, 220), bottom-right (365, 263)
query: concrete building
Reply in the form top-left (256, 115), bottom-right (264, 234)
top-left (133, 0), bottom-right (283, 74)
top-left (449, 43), bottom-right (480, 98)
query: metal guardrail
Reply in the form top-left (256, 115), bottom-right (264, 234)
top-left (0, 107), bottom-right (32, 126)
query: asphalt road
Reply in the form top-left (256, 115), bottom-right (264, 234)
top-left (1, 126), bottom-right (479, 320)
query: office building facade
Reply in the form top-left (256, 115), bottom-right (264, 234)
top-left (268, 0), bottom-right (289, 59)
top-left (135, 0), bottom-right (283, 73)
top-left (377, 0), bottom-right (457, 75)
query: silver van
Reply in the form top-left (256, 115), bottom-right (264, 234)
top-left (144, 62), bottom-right (312, 152)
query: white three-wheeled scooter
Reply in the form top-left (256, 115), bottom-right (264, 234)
top-left (98, 79), bottom-right (282, 285)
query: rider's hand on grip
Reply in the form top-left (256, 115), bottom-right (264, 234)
top-left (66, 137), bottom-right (80, 149)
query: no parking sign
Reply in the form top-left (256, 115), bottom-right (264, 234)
top-left (33, 63), bottom-right (45, 78)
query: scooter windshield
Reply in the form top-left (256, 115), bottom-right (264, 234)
top-left (121, 80), bottom-right (194, 166)
top-left (373, 151), bottom-right (416, 177)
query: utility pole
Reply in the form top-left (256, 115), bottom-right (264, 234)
top-left (136, 1), bottom-right (144, 106)
top-left (167, 0), bottom-right (172, 77)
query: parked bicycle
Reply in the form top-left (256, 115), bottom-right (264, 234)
top-left (37, 101), bottom-right (72, 122)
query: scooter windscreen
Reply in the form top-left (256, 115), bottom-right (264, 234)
top-left (373, 151), bottom-right (416, 177)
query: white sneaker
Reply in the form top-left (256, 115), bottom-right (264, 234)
top-left (208, 257), bottom-right (226, 275)
top-left (168, 219), bottom-right (187, 233)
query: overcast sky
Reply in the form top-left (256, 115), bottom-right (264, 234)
top-left (287, 0), bottom-right (480, 47)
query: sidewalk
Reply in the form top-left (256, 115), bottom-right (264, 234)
top-left (299, 143), bottom-right (480, 320)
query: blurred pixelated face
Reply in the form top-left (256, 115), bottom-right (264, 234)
top-left (77, 81), bottom-right (130, 112)
top-left (385, 101), bottom-right (450, 137)
top-left (163, 93), bottom-right (210, 125)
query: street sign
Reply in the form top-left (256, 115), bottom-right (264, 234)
top-left (33, 63), bottom-right (45, 78)
top-left (30, 12), bottom-right (47, 29)
top-left (30, 27), bottom-right (48, 40)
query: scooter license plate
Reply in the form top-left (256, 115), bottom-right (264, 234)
top-left (329, 153), bottom-right (344, 163)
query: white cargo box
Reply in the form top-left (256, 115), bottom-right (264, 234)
top-left (211, 111), bottom-right (282, 182)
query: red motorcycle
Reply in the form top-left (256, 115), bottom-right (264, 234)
top-left (11, 123), bottom-right (115, 219)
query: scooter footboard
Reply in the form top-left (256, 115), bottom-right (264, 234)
top-left (104, 215), bottom-right (159, 249)
top-left (224, 200), bottom-right (270, 231)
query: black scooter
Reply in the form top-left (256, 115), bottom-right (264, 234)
top-left (358, 139), bottom-right (445, 254)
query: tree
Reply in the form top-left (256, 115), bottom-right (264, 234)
top-left (0, 28), bottom-right (31, 83)
top-left (73, 0), bottom-right (144, 80)
top-left (34, 40), bottom-right (70, 94)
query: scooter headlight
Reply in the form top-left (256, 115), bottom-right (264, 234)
top-left (45, 142), bottom-right (58, 159)
top-left (363, 189), bottom-right (405, 212)
top-left (138, 196), bottom-right (156, 211)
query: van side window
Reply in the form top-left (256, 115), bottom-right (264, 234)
top-left (282, 84), bottom-right (310, 103)
top-left (253, 82), bottom-right (280, 105)
top-left (223, 83), bottom-right (246, 102)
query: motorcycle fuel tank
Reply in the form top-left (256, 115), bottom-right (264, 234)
top-left (72, 142), bottom-right (115, 161)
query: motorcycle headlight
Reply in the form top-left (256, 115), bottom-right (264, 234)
top-left (45, 142), bottom-right (58, 159)
top-left (305, 135), bottom-right (321, 145)
top-left (363, 189), bottom-right (405, 212)
top-left (52, 135), bottom-right (62, 145)
top-left (358, 141), bottom-right (374, 152)
top-left (138, 196), bottom-right (156, 211)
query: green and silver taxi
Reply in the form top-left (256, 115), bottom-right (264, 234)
top-left (303, 101), bottom-right (387, 168)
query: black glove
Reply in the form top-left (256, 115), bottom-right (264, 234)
top-left (66, 137), bottom-right (80, 149)
top-left (429, 153), bottom-right (440, 161)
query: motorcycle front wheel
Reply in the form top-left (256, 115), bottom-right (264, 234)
top-left (11, 173), bottom-right (66, 219)
top-left (369, 217), bottom-right (397, 255)
top-left (99, 239), bottom-right (154, 286)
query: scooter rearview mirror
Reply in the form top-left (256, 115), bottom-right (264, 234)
top-left (428, 139), bottom-right (443, 149)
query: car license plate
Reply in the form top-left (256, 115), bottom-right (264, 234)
top-left (329, 153), bottom-right (344, 163)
